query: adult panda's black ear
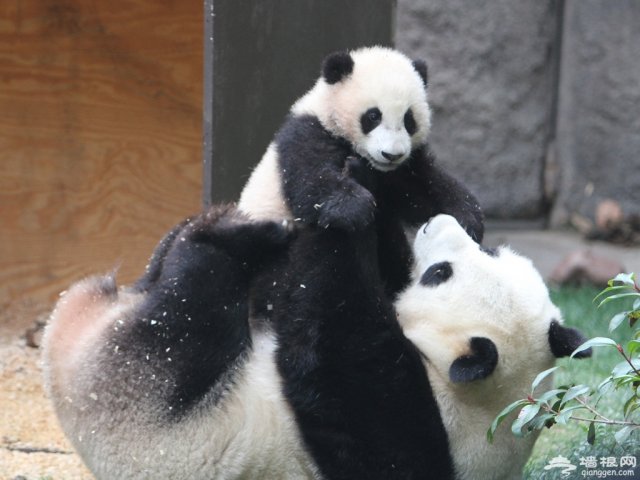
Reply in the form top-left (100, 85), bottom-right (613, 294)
top-left (449, 337), bottom-right (498, 383)
top-left (412, 59), bottom-right (428, 88)
top-left (548, 320), bottom-right (592, 359)
top-left (323, 51), bottom-right (354, 84)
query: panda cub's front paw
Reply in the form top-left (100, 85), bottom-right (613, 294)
top-left (317, 187), bottom-right (376, 231)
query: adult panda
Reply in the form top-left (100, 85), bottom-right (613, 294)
top-left (238, 46), bottom-right (484, 295)
top-left (42, 206), bottom-right (591, 480)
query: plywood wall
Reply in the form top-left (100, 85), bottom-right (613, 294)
top-left (0, 0), bottom-right (203, 308)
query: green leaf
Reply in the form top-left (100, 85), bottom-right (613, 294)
top-left (571, 337), bottom-right (618, 358)
top-left (595, 285), bottom-right (634, 303)
top-left (611, 272), bottom-right (636, 286)
top-left (627, 340), bottom-right (640, 356)
top-left (487, 399), bottom-right (529, 443)
top-left (599, 293), bottom-right (640, 307)
top-left (610, 312), bottom-right (630, 332)
top-left (511, 404), bottom-right (541, 437)
top-left (560, 385), bottom-right (591, 406)
top-left (555, 405), bottom-right (584, 425)
top-left (597, 376), bottom-right (614, 393)
top-left (538, 389), bottom-right (566, 404)
top-left (587, 421), bottom-right (596, 445)
top-left (614, 426), bottom-right (633, 444)
top-left (623, 395), bottom-right (639, 418)
top-left (612, 359), bottom-right (640, 377)
top-left (527, 412), bottom-right (555, 431)
top-left (531, 366), bottom-right (559, 392)
top-left (633, 298), bottom-right (640, 310)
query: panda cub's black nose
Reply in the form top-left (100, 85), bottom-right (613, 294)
top-left (381, 151), bottom-right (403, 162)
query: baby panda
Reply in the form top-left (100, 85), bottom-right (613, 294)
top-left (42, 206), bottom-right (322, 480)
top-left (270, 214), bottom-right (592, 480)
top-left (238, 46), bottom-right (484, 295)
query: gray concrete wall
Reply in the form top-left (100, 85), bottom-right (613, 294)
top-left (204, 0), bottom-right (394, 204)
top-left (397, 0), bottom-right (640, 225)
top-left (397, 0), bottom-right (559, 220)
top-left (551, 0), bottom-right (640, 227)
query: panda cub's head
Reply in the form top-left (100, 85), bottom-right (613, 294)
top-left (292, 46), bottom-right (431, 172)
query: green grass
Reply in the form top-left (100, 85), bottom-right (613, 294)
top-left (523, 286), bottom-right (640, 479)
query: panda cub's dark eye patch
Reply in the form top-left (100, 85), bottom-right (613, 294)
top-left (404, 108), bottom-right (417, 136)
top-left (420, 261), bottom-right (453, 286)
top-left (361, 107), bottom-right (382, 134)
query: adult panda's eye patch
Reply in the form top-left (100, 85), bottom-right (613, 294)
top-left (420, 261), bottom-right (453, 286)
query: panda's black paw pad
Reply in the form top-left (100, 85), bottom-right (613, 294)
top-left (317, 189), bottom-right (376, 231)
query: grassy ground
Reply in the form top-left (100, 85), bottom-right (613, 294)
top-left (523, 286), bottom-right (640, 479)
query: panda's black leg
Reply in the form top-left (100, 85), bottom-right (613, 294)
top-left (131, 217), bottom-right (191, 293)
top-left (271, 228), bottom-right (454, 480)
top-left (116, 207), bottom-right (292, 417)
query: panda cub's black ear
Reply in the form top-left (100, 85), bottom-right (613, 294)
top-left (323, 51), bottom-right (354, 84)
top-left (412, 59), bottom-right (428, 88)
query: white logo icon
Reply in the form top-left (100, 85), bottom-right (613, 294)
top-left (544, 456), bottom-right (577, 478)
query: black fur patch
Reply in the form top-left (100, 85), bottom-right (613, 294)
top-left (274, 108), bottom-right (483, 296)
top-left (404, 108), bottom-right (417, 136)
top-left (480, 245), bottom-right (499, 257)
top-left (276, 114), bottom-right (376, 232)
top-left (420, 261), bottom-right (453, 286)
top-left (322, 51), bottom-right (354, 84)
top-left (271, 227), bottom-right (454, 479)
top-left (449, 337), bottom-right (499, 383)
top-left (412, 59), bottom-right (428, 87)
top-left (548, 320), bottom-right (592, 358)
top-left (114, 206), bottom-right (292, 418)
top-left (361, 107), bottom-right (382, 134)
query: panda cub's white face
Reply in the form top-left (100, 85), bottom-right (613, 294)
top-left (292, 47), bottom-right (432, 172)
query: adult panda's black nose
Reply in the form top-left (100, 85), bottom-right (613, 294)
top-left (381, 151), bottom-right (403, 162)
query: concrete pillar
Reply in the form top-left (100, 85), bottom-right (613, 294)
top-left (203, 0), bottom-right (396, 205)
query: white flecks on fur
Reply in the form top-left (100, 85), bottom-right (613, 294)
top-left (43, 273), bottom-right (320, 479)
top-left (396, 214), bottom-right (562, 480)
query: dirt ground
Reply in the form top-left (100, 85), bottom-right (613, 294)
top-left (0, 300), bottom-right (93, 480)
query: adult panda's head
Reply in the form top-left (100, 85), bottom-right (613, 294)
top-left (292, 46), bottom-right (431, 172)
top-left (395, 214), bottom-right (592, 390)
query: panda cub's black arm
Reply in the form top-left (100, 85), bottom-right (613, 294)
top-left (271, 228), bottom-right (454, 480)
top-left (276, 113), bottom-right (376, 232)
top-left (380, 146), bottom-right (485, 243)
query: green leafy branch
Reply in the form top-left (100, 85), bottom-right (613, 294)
top-left (488, 273), bottom-right (640, 445)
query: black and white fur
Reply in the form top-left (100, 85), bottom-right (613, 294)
top-left (239, 46), bottom-right (484, 295)
top-left (43, 207), bottom-right (321, 479)
top-left (43, 207), bottom-right (590, 479)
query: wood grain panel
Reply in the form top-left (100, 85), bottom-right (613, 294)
top-left (0, 0), bottom-right (203, 308)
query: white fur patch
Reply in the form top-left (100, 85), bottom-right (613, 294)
top-left (396, 215), bottom-right (561, 480)
top-left (238, 143), bottom-right (293, 222)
